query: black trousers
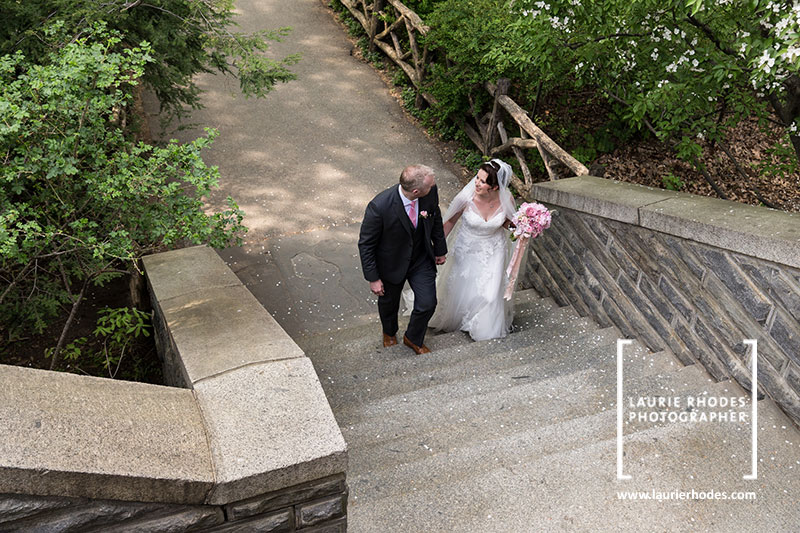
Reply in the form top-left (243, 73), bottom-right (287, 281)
top-left (378, 255), bottom-right (437, 347)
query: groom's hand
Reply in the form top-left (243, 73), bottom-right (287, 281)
top-left (369, 279), bottom-right (385, 296)
top-left (435, 255), bottom-right (446, 265)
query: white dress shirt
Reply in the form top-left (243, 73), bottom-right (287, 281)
top-left (398, 185), bottom-right (418, 226)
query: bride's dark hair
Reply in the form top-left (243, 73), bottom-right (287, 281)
top-left (478, 161), bottom-right (500, 189)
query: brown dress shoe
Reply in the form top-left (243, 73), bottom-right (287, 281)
top-left (383, 333), bottom-right (398, 347)
top-left (403, 335), bottom-right (431, 354)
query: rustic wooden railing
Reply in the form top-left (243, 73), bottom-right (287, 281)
top-left (336, 0), bottom-right (589, 197)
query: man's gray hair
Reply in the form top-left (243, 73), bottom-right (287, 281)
top-left (400, 164), bottom-right (434, 192)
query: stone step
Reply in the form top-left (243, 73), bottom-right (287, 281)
top-left (346, 387), bottom-right (800, 532)
top-left (309, 303), bottom-right (593, 384)
top-left (300, 291), bottom-right (569, 362)
top-left (345, 367), bottom-right (717, 506)
top-left (338, 347), bottom-right (701, 450)
top-left (318, 328), bottom-right (648, 412)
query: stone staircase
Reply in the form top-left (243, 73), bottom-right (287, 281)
top-left (298, 290), bottom-right (800, 532)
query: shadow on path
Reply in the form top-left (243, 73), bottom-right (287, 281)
top-left (147, 0), bottom-right (461, 338)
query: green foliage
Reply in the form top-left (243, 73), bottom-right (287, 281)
top-left (504, 0), bottom-right (800, 171)
top-left (662, 172), bottom-right (685, 191)
top-left (402, 87), bottom-right (423, 118)
top-left (344, 15), bottom-right (366, 37)
top-left (47, 307), bottom-right (153, 379)
top-left (392, 69), bottom-right (411, 87)
top-left (454, 148), bottom-right (485, 170)
top-left (395, 0), bottom-right (800, 183)
top-left (0, 0), bottom-right (299, 121)
top-left (357, 37), bottom-right (384, 68)
top-left (0, 28), bottom-right (246, 341)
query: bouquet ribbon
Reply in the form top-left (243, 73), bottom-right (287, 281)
top-left (504, 236), bottom-right (530, 301)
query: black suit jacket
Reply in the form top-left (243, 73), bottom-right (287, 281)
top-left (358, 184), bottom-right (447, 285)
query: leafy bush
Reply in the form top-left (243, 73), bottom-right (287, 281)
top-left (0, 27), bottom-right (245, 368)
top-left (662, 172), bottom-right (685, 191)
top-left (0, 0), bottom-right (300, 122)
top-left (454, 148), bottom-right (484, 170)
top-left (47, 307), bottom-right (153, 380)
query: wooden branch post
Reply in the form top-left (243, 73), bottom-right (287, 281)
top-left (368, 0), bottom-right (386, 53)
top-left (496, 121), bottom-right (533, 194)
top-left (484, 78), bottom-right (511, 156)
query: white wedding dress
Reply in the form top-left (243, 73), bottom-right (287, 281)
top-left (429, 199), bottom-right (514, 341)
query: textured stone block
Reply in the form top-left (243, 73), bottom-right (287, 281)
top-left (536, 233), bottom-right (591, 317)
top-left (658, 277), bottom-right (693, 322)
top-left (528, 247), bottom-right (570, 308)
top-left (693, 319), bottom-right (752, 387)
top-left (631, 227), bottom-right (695, 286)
top-left (586, 216), bottom-right (611, 246)
top-left (99, 506), bottom-right (224, 532)
top-left (550, 224), bottom-right (587, 279)
top-left (660, 234), bottom-right (706, 280)
top-left (638, 275), bottom-right (674, 323)
top-left (300, 516), bottom-right (347, 533)
top-left (672, 319), bottom-right (729, 381)
top-left (225, 475), bottom-right (345, 521)
top-left (735, 256), bottom-right (800, 324)
top-left (205, 508), bottom-right (291, 532)
top-left (196, 359), bottom-right (347, 505)
top-left (600, 293), bottom-right (636, 340)
top-left (607, 239), bottom-right (640, 281)
top-left (0, 499), bottom-right (201, 532)
top-left (142, 246), bottom-right (241, 302)
top-left (0, 494), bottom-right (81, 525)
top-left (581, 265), bottom-right (604, 301)
top-left (769, 310), bottom-right (800, 367)
top-left (693, 247), bottom-right (772, 324)
top-left (618, 273), bottom-right (692, 364)
top-left (786, 363), bottom-right (800, 397)
top-left (559, 210), bottom-right (620, 279)
top-left (521, 259), bottom-right (549, 297)
top-left (295, 495), bottom-right (345, 528)
top-left (0, 365), bottom-right (213, 504)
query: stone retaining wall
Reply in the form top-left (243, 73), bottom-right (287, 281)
top-left (0, 245), bottom-right (347, 531)
top-left (525, 176), bottom-right (800, 425)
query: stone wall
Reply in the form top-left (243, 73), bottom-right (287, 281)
top-left (525, 176), bottom-right (800, 426)
top-left (0, 475), bottom-right (346, 532)
top-left (0, 246), bottom-right (348, 531)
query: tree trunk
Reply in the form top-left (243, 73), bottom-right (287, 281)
top-left (49, 280), bottom-right (89, 371)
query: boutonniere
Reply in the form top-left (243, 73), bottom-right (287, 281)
top-left (420, 210), bottom-right (429, 219)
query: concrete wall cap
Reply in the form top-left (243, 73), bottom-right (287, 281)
top-left (0, 365), bottom-right (213, 504)
top-left (193, 358), bottom-right (348, 505)
top-left (142, 246), bottom-right (241, 302)
top-left (532, 176), bottom-right (678, 224)
top-left (533, 176), bottom-right (800, 269)
top-left (640, 195), bottom-right (800, 269)
top-left (161, 285), bottom-right (305, 384)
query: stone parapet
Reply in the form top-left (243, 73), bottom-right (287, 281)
top-left (0, 245), bottom-right (347, 531)
top-left (528, 177), bottom-right (800, 426)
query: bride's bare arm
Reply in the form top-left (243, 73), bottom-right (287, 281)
top-left (443, 210), bottom-right (463, 237)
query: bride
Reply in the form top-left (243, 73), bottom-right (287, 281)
top-left (428, 158), bottom-right (517, 341)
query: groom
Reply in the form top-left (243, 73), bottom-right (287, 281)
top-left (358, 164), bottom-right (447, 354)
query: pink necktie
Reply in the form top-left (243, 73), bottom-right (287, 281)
top-left (408, 200), bottom-right (417, 227)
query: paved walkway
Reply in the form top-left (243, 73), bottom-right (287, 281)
top-left (147, 0), bottom-right (462, 339)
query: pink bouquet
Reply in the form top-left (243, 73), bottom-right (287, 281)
top-left (504, 202), bottom-right (551, 300)
top-left (511, 202), bottom-right (551, 240)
